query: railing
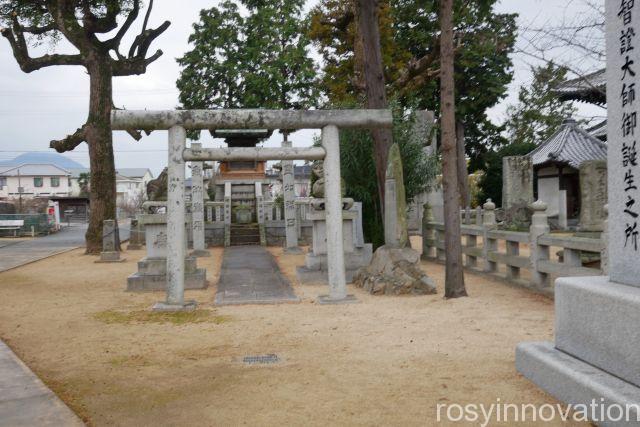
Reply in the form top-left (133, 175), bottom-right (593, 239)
top-left (423, 199), bottom-right (606, 294)
top-left (205, 201), bottom-right (225, 223)
top-left (263, 201), bottom-right (284, 221)
top-left (143, 199), bottom-right (312, 225)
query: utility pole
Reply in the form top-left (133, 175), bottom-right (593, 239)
top-left (17, 168), bottom-right (23, 213)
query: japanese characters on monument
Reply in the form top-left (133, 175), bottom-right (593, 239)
top-left (607, 0), bottom-right (640, 286)
top-left (282, 161), bottom-right (298, 247)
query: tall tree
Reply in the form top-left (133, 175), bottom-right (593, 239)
top-left (177, 0), bottom-right (317, 115)
top-left (0, 0), bottom-right (169, 253)
top-left (356, 0), bottom-right (394, 208)
top-left (309, 0), bottom-right (516, 170)
top-left (505, 62), bottom-right (578, 146)
top-left (440, 0), bottom-right (466, 298)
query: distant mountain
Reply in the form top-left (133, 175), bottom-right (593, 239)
top-left (0, 152), bottom-right (86, 169)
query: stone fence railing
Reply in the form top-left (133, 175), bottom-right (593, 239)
top-left (423, 199), bottom-right (607, 295)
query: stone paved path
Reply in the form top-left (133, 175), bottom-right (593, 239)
top-left (215, 245), bottom-right (299, 305)
top-left (0, 222), bottom-right (130, 273)
top-left (0, 340), bottom-right (83, 426)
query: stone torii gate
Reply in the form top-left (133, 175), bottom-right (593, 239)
top-left (111, 109), bottom-right (393, 311)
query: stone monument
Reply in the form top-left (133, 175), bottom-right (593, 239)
top-left (127, 218), bottom-right (143, 250)
top-left (354, 144), bottom-right (436, 296)
top-left (96, 219), bottom-right (125, 263)
top-left (384, 143), bottom-right (408, 248)
top-left (126, 214), bottom-right (207, 291)
top-left (502, 156), bottom-right (534, 209)
top-left (281, 134), bottom-right (301, 253)
top-left (579, 159), bottom-right (608, 232)
top-left (516, 3), bottom-right (640, 424)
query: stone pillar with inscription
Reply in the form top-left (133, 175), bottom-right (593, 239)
top-left (96, 219), bottom-right (126, 263)
top-left (189, 143), bottom-right (210, 257)
top-left (516, 2), bottom-right (640, 420)
top-left (281, 134), bottom-right (301, 253)
top-left (579, 160), bottom-right (608, 232)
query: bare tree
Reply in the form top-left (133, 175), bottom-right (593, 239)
top-left (0, 0), bottom-right (169, 253)
top-left (517, 0), bottom-right (605, 97)
top-left (440, 0), bottom-right (467, 298)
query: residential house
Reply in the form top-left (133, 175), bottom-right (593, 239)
top-left (115, 168), bottom-right (154, 206)
top-left (0, 164), bottom-right (73, 199)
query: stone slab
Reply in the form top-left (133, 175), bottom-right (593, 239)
top-left (555, 276), bottom-right (640, 388)
top-left (152, 300), bottom-right (197, 312)
top-left (0, 340), bottom-right (83, 426)
top-left (296, 266), bottom-right (359, 284)
top-left (516, 341), bottom-right (640, 427)
top-left (317, 294), bottom-right (359, 305)
top-left (304, 244), bottom-right (373, 271)
top-left (215, 245), bottom-right (299, 305)
top-left (95, 251), bottom-right (125, 263)
top-left (190, 249), bottom-right (211, 257)
top-left (126, 269), bottom-right (207, 292)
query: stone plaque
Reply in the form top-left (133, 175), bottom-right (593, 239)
top-left (579, 160), bottom-right (608, 231)
top-left (606, 0), bottom-right (640, 286)
top-left (502, 156), bottom-right (534, 209)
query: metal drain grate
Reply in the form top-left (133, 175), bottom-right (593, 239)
top-left (243, 354), bottom-right (279, 365)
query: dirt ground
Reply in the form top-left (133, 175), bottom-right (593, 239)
top-left (0, 242), bottom-right (586, 426)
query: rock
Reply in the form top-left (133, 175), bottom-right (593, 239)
top-left (354, 245), bottom-right (437, 296)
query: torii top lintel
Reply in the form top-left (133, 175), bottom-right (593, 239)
top-left (110, 109), bottom-right (393, 131)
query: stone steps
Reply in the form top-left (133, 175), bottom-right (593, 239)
top-left (230, 224), bottom-right (260, 246)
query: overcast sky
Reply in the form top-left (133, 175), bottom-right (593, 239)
top-left (0, 0), bottom-right (605, 176)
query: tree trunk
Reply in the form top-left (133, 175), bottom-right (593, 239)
top-left (456, 121), bottom-right (470, 209)
top-left (84, 56), bottom-right (118, 254)
top-left (357, 0), bottom-right (393, 209)
top-left (440, 0), bottom-right (467, 298)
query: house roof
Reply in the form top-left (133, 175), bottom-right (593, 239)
top-left (528, 118), bottom-right (607, 168)
top-left (0, 163), bottom-right (71, 176)
top-left (68, 167), bottom-right (90, 178)
top-left (116, 168), bottom-right (151, 179)
top-left (553, 69), bottom-right (606, 105)
top-left (587, 119), bottom-right (607, 141)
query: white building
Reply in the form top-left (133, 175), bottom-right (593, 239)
top-left (0, 164), bottom-right (73, 199)
top-left (115, 168), bottom-right (154, 205)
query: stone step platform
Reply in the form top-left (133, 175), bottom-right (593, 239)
top-left (230, 224), bottom-right (260, 236)
top-left (126, 256), bottom-right (207, 292)
top-left (135, 256), bottom-right (200, 275)
top-left (230, 236), bottom-right (261, 245)
top-left (516, 341), bottom-right (640, 427)
top-left (127, 270), bottom-right (207, 292)
top-left (296, 245), bottom-right (372, 284)
top-left (516, 277), bottom-right (640, 426)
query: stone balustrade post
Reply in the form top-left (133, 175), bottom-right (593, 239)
top-left (421, 203), bottom-right (434, 260)
top-left (482, 199), bottom-right (497, 273)
top-left (475, 206), bottom-right (482, 226)
top-left (529, 200), bottom-right (550, 288)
